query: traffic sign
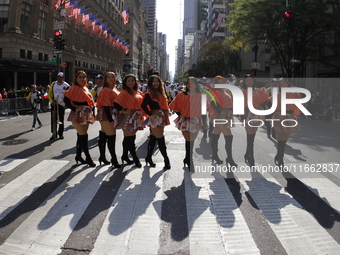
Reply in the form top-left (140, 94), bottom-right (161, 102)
top-left (54, 21), bottom-right (65, 30)
top-left (53, 50), bottom-right (63, 54)
top-left (252, 61), bottom-right (261, 70)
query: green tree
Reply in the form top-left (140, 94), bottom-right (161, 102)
top-left (227, 0), bottom-right (340, 77)
top-left (187, 39), bottom-right (240, 77)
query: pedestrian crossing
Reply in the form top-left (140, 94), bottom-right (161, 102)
top-left (0, 158), bottom-right (340, 254)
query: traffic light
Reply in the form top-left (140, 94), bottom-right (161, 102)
top-left (53, 30), bottom-right (65, 50)
top-left (60, 38), bottom-right (66, 50)
top-left (284, 11), bottom-right (292, 18)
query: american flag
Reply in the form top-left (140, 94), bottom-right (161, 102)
top-left (53, 0), bottom-right (65, 10)
top-left (214, 11), bottom-right (224, 31)
top-left (121, 8), bottom-right (129, 25)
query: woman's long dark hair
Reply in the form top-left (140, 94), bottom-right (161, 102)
top-left (147, 75), bottom-right (167, 100)
top-left (242, 74), bottom-right (256, 90)
top-left (184, 76), bottom-right (200, 93)
top-left (122, 74), bottom-right (138, 94)
top-left (103, 72), bottom-right (116, 88)
top-left (73, 70), bottom-right (88, 86)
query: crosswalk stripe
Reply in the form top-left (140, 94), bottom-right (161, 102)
top-left (237, 171), bottom-right (340, 255)
top-left (0, 157), bottom-right (340, 254)
top-left (91, 167), bottom-right (163, 255)
top-left (185, 172), bottom-right (260, 255)
top-left (0, 158), bottom-right (28, 173)
top-left (293, 174), bottom-right (340, 214)
top-left (0, 163), bottom-right (111, 255)
top-left (0, 159), bottom-right (68, 221)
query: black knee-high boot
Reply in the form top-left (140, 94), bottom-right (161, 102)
top-left (157, 136), bottom-right (171, 170)
top-left (275, 140), bottom-right (287, 167)
top-left (78, 134), bottom-right (96, 167)
top-left (210, 134), bottom-right (223, 164)
top-left (75, 133), bottom-right (86, 164)
top-left (224, 135), bottom-right (237, 167)
top-left (265, 120), bottom-right (271, 138)
top-left (183, 141), bottom-right (194, 170)
top-left (98, 131), bottom-right (110, 165)
top-left (107, 134), bottom-right (121, 168)
top-left (127, 135), bottom-right (142, 168)
top-left (121, 136), bottom-right (133, 165)
top-left (145, 135), bottom-right (157, 167)
top-left (245, 134), bottom-right (255, 166)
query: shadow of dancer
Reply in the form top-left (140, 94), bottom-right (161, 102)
top-left (245, 171), bottom-right (295, 224)
top-left (108, 168), bottom-right (163, 236)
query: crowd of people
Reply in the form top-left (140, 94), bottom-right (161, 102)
top-left (23, 70), bottom-right (305, 171)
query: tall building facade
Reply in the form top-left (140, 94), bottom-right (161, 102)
top-left (139, 0), bottom-right (157, 76)
top-left (122, 0), bottom-right (147, 80)
top-left (0, 0), bottom-right (126, 89)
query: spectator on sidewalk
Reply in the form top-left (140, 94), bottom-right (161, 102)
top-left (26, 85), bottom-right (43, 131)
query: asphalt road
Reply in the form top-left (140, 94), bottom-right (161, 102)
top-left (0, 110), bottom-right (340, 255)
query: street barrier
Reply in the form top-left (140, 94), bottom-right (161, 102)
top-left (0, 98), bottom-right (50, 116)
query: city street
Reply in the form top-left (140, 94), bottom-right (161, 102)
top-left (0, 111), bottom-right (340, 255)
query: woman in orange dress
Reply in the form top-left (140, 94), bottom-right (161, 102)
top-left (113, 74), bottom-right (144, 167)
top-left (209, 76), bottom-right (237, 167)
top-left (64, 70), bottom-right (96, 167)
top-left (95, 72), bottom-right (121, 168)
top-left (241, 74), bottom-right (268, 166)
top-left (169, 77), bottom-right (202, 170)
top-left (272, 78), bottom-right (301, 167)
top-left (141, 74), bottom-right (171, 170)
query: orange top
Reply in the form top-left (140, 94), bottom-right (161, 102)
top-left (207, 100), bottom-right (216, 115)
top-left (64, 85), bottom-right (94, 106)
top-left (96, 87), bottom-right (120, 109)
top-left (242, 88), bottom-right (268, 108)
top-left (144, 91), bottom-right (169, 110)
top-left (169, 92), bottom-right (202, 117)
top-left (217, 89), bottom-right (233, 109)
top-left (114, 90), bottom-right (143, 110)
top-left (273, 92), bottom-right (302, 111)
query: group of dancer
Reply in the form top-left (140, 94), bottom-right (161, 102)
top-left (63, 71), bottom-right (301, 170)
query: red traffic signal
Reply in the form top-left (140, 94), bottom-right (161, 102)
top-left (285, 11), bottom-right (292, 18)
top-left (54, 30), bottom-right (61, 36)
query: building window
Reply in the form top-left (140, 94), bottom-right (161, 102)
top-left (38, 52), bottom-right (43, 61)
top-left (38, 11), bottom-right (46, 40)
top-left (20, 49), bottom-right (26, 59)
top-left (40, 0), bottom-right (50, 6)
top-left (44, 53), bottom-right (48, 61)
top-left (0, 0), bottom-right (10, 32)
top-left (0, 48), bottom-right (2, 58)
top-left (27, 50), bottom-right (32, 59)
top-left (20, 2), bottom-right (31, 35)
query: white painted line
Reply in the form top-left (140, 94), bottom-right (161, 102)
top-left (0, 160), bottom-right (68, 221)
top-left (91, 167), bottom-right (163, 255)
top-left (185, 173), bottom-right (226, 254)
top-left (295, 174), bottom-right (340, 214)
top-left (207, 174), bottom-right (260, 254)
top-left (0, 163), bottom-right (111, 255)
top-left (0, 158), bottom-right (28, 172)
top-left (237, 175), bottom-right (340, 255)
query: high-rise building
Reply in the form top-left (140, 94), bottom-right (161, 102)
top-left (139, 0), bottom-right (158, 75)
top-left (0, 0), bottom-right (125, 89)
top-left (123, 0), bottom-right (147, 80)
